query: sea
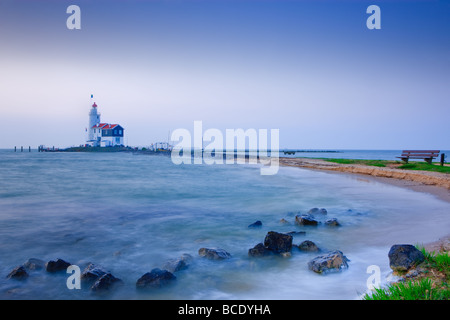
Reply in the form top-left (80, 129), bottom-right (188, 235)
top-left (0, 149), bottom-right (449, 300)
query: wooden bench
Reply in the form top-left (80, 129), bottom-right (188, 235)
top-left (397, 150), bottom-right (440, 164)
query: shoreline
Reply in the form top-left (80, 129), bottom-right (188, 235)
top-left (278, 157), bottom-right (450, 254)
top-left (278, 157), bottom-right (450, 203)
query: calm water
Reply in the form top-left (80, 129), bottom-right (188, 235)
top-left (0, 150), bottom-right (449, 300)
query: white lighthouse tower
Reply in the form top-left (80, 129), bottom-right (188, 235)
top-left (87, 102), bottom-right (101, 144)
top-left (85, 98), bottom-right (125, 147)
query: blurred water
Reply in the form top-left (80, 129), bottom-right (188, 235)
top-left (0, 150), bottom-right (449, 300)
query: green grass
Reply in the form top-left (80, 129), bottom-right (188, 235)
top-left (397, 162), bottom-right (450, 174)
top-left (363, 248), bottom-right (450, 300)
top-left (364, 278), bottom-right (449, 300)
top-left (323, 158), bottom-right (450, 173)
top-left (322, 158), bottom-right (391, 167)
top-left (419, 247), bottom-right (450, 275)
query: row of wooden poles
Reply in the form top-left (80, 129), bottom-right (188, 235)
top-left (14, 146), bottom-right (31, 152)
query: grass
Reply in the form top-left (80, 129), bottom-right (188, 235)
top-left (363, 248), bottom-right (450, 300)
top-left (364, 278), bottom-right (449, 300)
top-left (397, 162), bottom-right (450, 174)
top-left (323, 158), bottom-right (450, 174)
top-left (323, 159), bottom-right (390, 167)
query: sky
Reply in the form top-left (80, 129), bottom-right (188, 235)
top-left (0, 0), bottom-right (449, 149)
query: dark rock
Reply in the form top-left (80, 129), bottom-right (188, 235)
top-left (248, 220), bottom-right (262, 228)
top-left (163, 254), bottom-right (193, 273)
top-left (23, 258), bottom-right (45, 271)
top-left (263, 231), bottom-right (293, 254)
top-left (248, 243), bottom-right (272, 257)
top-left (7, 266), bottom-right (28, 280)
top-left (308, 250), bottom-right (349, 273)
top-left (295, 214), bottom-right (319, 226)
top-left (388, 244), bottom-right (425, 272)
top-left (198, 248), bottom-right (231, 260)
top-left (297, 240), bottom-right (319, 252)
top-left (279, 218), bottom-right (290, 225)
top-left (308, 208), bottom-right (327, 215)
top-left (136, 268), bottom-right (176, 289)
top-left (90, 273), bottom-right (123, 292)
top-left (81, 263), bottom-right (108, 282)
top-left (46, 259), bottom-right (71, 272)
top-left (325, 218), bottom-right (341, 227)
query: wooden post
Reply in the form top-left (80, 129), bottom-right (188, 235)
top-left (441, 153), bottom-right (445, 166)
top-left (21, 146), bottom-right (23, 152)
top-left (14, 146), bottom-right (16, 152)
top-left (29, 146), bottom-right (31, 152)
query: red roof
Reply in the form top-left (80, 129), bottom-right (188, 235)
top-left (92, 123), bottom-right (108, 129)
top-left (92, 123), bottom-right (121, 129)
top-left (103, 124), bottom-right (119, 129)
top-left (92, 102), bottom-right (98, 108)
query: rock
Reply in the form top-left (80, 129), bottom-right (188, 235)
top-left (295, 214), bottom-right (319, 226)
top-left (198, 248), bottom-right (231, 260)
top-left (297, 240), bottom-right (319, 252)
top-left (7, 266), bottom-right (28, 280)
top-left (90, 273), bottom-right (123, 292)
top-left (248, 220), bottom-right (262, 228)
top-left (325, 218), bottom-right (341, 227)
top-left (23, 258), bottom-right (45, 271)
top-left (388, 244), bottom-right (425, 272)
top-left (163, 254), bottom-right (193, 273)
top-left (81, 263), bottom-right (108, 282)
top-left (263, 231), bottom-right (293, 254)
top-left (46, 259), bottom-right (71, 272)
top-left (136, 268), bottom-right (176, 289)
top-left (308, 250), bottom-right (349, 274)
top-left (248, 243), bottom-right (272, 257)
top-left (308, 208), bottom-right (327, 215)
top-left (279, 218), bottom-right (290, 225)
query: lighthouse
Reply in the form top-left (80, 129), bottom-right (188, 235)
top-left (86, 100), bottom-right (125, 147)
top-left (88, 102), bottom-right (101, 142)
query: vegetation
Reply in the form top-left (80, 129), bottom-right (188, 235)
top-left (323, 158), bottom-right (450, 174)
top-left (397, 162), bottom-right (450, 174)
top-left (323, 159), bottom-right (390, 167)
top-left (363, 248), bottom-right (450, 300)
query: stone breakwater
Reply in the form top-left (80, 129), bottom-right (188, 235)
top-left (279, 158), bottom-right (450, 189)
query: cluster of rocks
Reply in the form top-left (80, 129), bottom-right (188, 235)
top-left (6, 258), bottom-right (124, 293)
top-left (6, 250), bottom-right (231, 293)
top-left (248, 230), bottom-right (349, 273)
top-left (294, 208), bottom-right (341, 227)
top-left (6, 206), bottom-right (352, 294)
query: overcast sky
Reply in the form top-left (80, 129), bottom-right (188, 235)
top-left (0, 0), bottom-right (449, 149)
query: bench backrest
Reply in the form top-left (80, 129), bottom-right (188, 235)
top-left (401, 150), bottom-right (440, 157)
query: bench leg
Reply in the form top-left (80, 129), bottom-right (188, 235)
top-left (425, 158), bottom-right (432, 164)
